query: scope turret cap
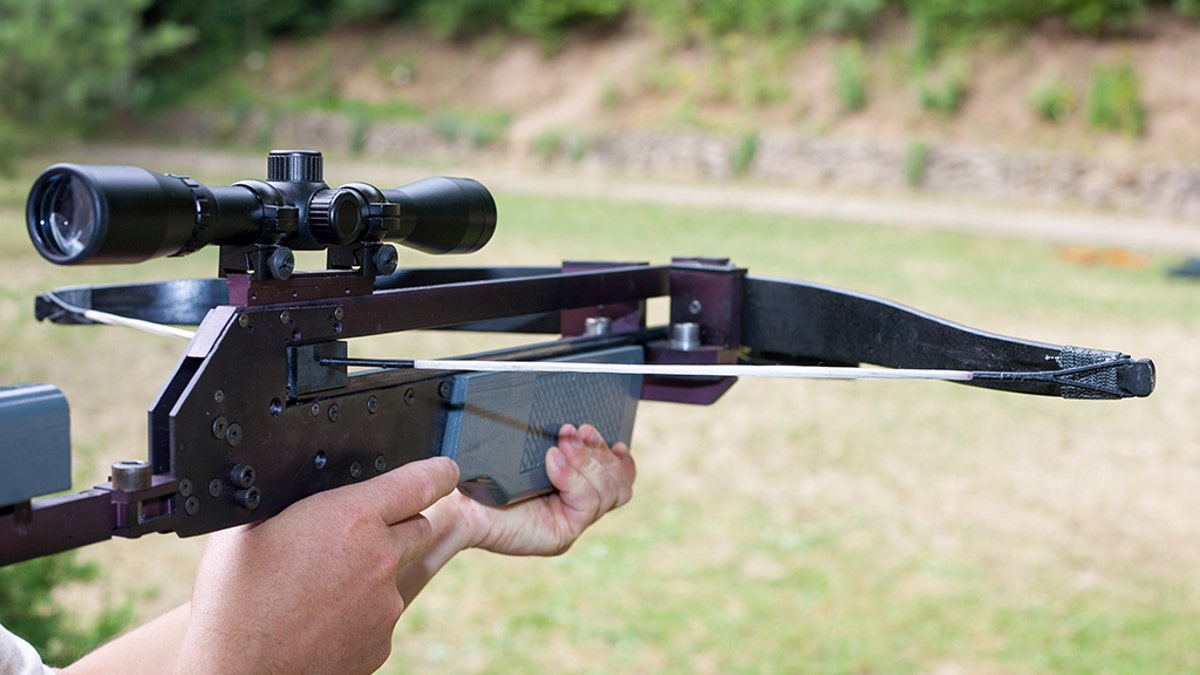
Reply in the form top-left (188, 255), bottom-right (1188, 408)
top-left (268, 150), bottom-right (323, 183)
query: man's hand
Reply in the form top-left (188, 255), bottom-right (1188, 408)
top-left (176, 457), bottom-right (460, 675)
top-left (436, 423), bottom-right (636, 556)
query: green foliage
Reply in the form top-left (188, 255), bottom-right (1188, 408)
top-left (1030, 78), bottom-right (1076, 122)
top-left (1177, 0), bottom-right (1200, 18)
top-left (511, 0), bottom-right (632, 51)
top-left (917, 59), bottom-right (970, 116)
top-left (0, 553), bottom-right (133, 667)
top-left (419, 0), bottom-right (630, 49)
top-left (904, 138), bottom-right (930, 186)
top-left (431, 110), bottom-right (511, 147)
top-left (0, 0), bottom-right (189, 159)
top-left (1087, 62), bottom-right (1146, 136)
top-left (639, 0), bottom-right (887, 39)
top-left (907, 0), bottom-right (1150, 60)
top-left (731, 131), bottom-right (759, 176)
top-left (419, 0), bottom-right (515, 39)
top-left (533, 129), bottom-right (563, 161)
top-left (834, 43), bottom-right (869, 112)
top-left (1, 0), bottom-right (1189, 156)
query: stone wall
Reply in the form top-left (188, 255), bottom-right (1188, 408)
top-left (146, 110), bottom-right (1200, 220)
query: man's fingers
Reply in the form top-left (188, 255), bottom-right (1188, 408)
top-left (388, 513), bottom-right (437, 568)
top-left (339, 456), bottom-right (460, 526)
top-left (549, 423), bottom-right (635, 521)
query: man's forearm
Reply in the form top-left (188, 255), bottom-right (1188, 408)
top-left (61, 603), bottom-right (191, 675)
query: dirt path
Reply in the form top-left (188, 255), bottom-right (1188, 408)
top-left (56, 142), bottom-right (1200, 255)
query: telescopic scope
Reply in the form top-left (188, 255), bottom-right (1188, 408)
top-left (26, 150), bottom-right (496, 267)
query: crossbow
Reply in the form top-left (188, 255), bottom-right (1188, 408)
top-left (0, 151), bottom-right (1155, 566)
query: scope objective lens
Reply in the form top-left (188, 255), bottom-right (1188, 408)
top-left (32, 171), bottom-right (100, 260)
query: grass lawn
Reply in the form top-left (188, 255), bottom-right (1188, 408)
top-left (1, 150), bottom-right (1196, 673)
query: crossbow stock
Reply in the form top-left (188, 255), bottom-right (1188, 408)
top-left (0, 151), bottom-right (1154, 566)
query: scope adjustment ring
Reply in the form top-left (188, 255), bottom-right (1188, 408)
top-left (309, 190), bottom-right (365, 246)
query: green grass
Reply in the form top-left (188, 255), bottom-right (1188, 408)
top-left (1, 150), bottom-right (1196, 673)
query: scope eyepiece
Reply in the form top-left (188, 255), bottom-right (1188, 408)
top-left (26, 151), bottom-right (497, 273)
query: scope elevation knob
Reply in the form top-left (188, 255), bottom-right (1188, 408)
top-left (268, 150), bottom-right (323, 183)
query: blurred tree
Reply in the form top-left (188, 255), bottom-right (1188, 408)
top-left (0, 0), bottom-right (186, 160)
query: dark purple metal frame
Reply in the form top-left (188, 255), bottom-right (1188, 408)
top-left (1, 257), bottom-right (1154, 565)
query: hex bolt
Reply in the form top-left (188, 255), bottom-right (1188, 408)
top-left (111, 460), bottom-right (152, 492)
top-left (367, 396), bottom-right (380, 414)
top-left (212, 416), bottom-right (229, 439)
top-left (670, 322), bottom-right (702, 351)
top-left (234, 487), bottom-right (261, 511)
top-left (184, 496), bottom-right (200, 516)
top-left (178, 478), bottom-right (194, 498)
top-left (228, 464), bottom-right (256, 489)
top-left (208, 479), bottom-right (223, 498)
top-left (226, 423), bottom-right (243, 447)
top-left (374, 455), bottom-right (387, 473)
top-left (349, 461), bottom-right (363, 480)
top-left (214, 389), bottom-right (225, 404)
top-left (585, 316), bottom-right (612, 336)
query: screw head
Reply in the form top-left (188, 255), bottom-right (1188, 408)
top-left (373, 245), bottom-right (399, 275)
top-left (226, 423), bottom-right (243, 447)
top-left (327, 404), bottom-right (340, 422)
top-left (184, 496), bottom-right (200, 515)
top-left (268, 247), bottom-right (295, 280)
top-left (235, 487), bottom-right (261, 510)
top-left (214, 389), bottom-right (225, 404)
top-left (279, 310), bottom-right (291, 325)
top-left (349, 461), bottom-right (363, 480)
top-left (403, 388), bottom-right (415, 406)
top-left (208, 479), bottom-right (223, 498)
top-left (229, 464), bottom-right (256, 489)
top-left (374, 455), bottom-right (387, 472)
top-left (367, 396), bottom-right (380, 414)
top-left (178, 478), bottom-right (194, 497)
top-left (238, 314), bottom-right (250, 328)
top-left (212, 416), bottom-right (229, 439)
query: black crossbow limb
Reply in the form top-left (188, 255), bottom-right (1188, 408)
top-left (0, 151), bottom-right (1155, 566)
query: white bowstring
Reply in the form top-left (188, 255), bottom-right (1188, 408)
top-left (403, 359), bottom-right (976, 382)
top-left (66, 304), bottom-right (975, 383)
top-left (78, 309), bottom-right (197, 341)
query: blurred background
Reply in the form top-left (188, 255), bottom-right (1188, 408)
top-left (1, 1), bottom-right (1198, 672)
